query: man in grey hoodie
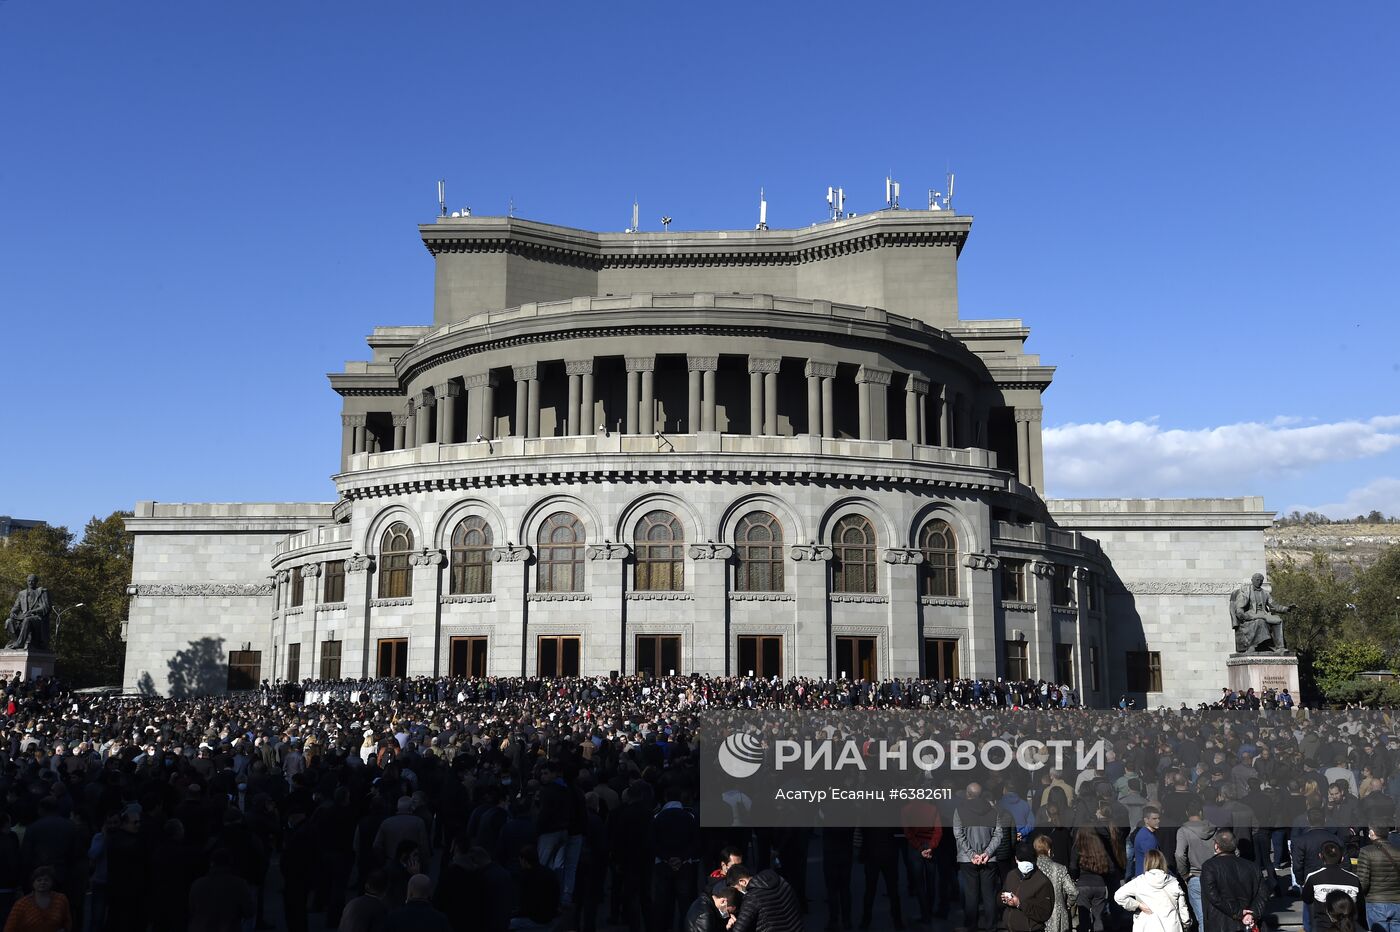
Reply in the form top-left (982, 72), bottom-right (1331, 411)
top-left (1175, 798), bottom-right (1219, 929)
top-left (954, 782), bottom-right (1006, 932)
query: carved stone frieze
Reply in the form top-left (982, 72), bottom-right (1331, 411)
top-left (586, 541), bottom-right (630, 561)
top-left (490, 544), bottom-right (532, 563)
top-left (341, 414), bottom-right (366, 428)
top-left (1001, 600), bottom-right (1037, 613)
top-left (909, 375), bottom-right (931, 394)
top-left (300, 563), bottom-right (321, 578)
top-left (624, 356), bottom-right (655, 372)
top-left (1014, 408), bottom-right (1044, 422)
top-left (1030, 560), bottom-right (1057, 578)
top-left (369, 597), bottom-right (413, 608)
top-left (790, 544), bottom-right (834, 562)
top-left (747, 357), bottom-right (781, 374)
top-left (409, 548), bottom-right (446, 567)
top-left (920, 596), bottom-right (970, 607)
top-left (730, 591), bottom-right (795, 602)
top-left (346, 553), bottom-right (376, 573)
top-left (882, 548), bottom-right (924, 565)
top-left (565, 359), bottom-right (595, 376)
top-left (435, 380), bottom-right (462, 397)
top-left (963, 553), bottom-right (1001, 571)
top-left (625, 591), bottom-right (695, 601)
top-left (1123, 580), bottom-right (1240, 595)
top-left (442, 594), bottom-right (496, 604)
top-left (829, 593), bottom-right (888, 603)
top-left (132, 583), bottom-right (275, 598)
top-left (463, 373), bottom-right (495, 389)
top-left (686, 356), bottom-right (719, 371)
top-left (804, 361), bottom-right (837, 379)
top-left (527, 592), bottom-right (592, 602)
top-left (687, 542), bottom-right (734, 560)
top-left (855, 365), bottom-right (892, 386)
top-left (314, 602), bottom-right (348, 613)
top-left (512, 364), bottom-right (538, 381)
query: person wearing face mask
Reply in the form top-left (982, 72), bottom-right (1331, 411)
top-left (1001, 841), bottom-right (1055, 932)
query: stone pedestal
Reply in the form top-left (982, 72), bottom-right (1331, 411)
top-left (0, 649), bottom-right (56, 682)
top-left (1226, 652), bottom-right (1300, 696)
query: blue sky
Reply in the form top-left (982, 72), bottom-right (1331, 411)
top-left (2, 2), bottom-right (1397, 534)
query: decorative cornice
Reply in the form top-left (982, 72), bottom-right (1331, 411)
top-left (490, 544), bottom-right (533, 563)
top-left (342, 414), bottom-right (366, 428)
top-left (283, 606), bottom-right (304, 616)
top-left (829, 593), bottom-right (888, 603)
top-left (131, 583), bottom-right (274, 598)
top-left (463, 373), bottom-right (495, 389)
top-left (882, 548), bottom-right (924, 565)
top-left (409, 548), bottom-right (446, 567)
top-left (625, 591), bottom-right (695, 601)
top-left (963, 553), bottom-right (1001, 571)
top-left (624, 357), bottom-right (655, 372)
top-left (920, 596), bottom-right (969, 607)
top-left (442, 594), bottom-right (496, 604)
top-left (565, 359), bottom-right (595, 376)
top-left (314, 602), bottom-right (348, 613)
top-left (804, 361), bottom-right (837, 379)
top-left (435, 380), bottom-right (462, 397)
top-left (790, 544), bottom-right (834, 562)
top-left (730, 591), bottom-right (795, 602)
top-left (855, 365), bottom-right (892, 386)
top-left (1030, 560), bottom-right (1057, 578)
top-left (392, 414), bottom-right (409, 427)
top-left (585, 541), bottom-right (630, 561)
top-left (511, 364), bottom-right (538, 381)
top-left (415, 391), bottom-right (435, 410)
top-left (747, 357), bottom-right (781, 374)
top-left (346, 553), bottom-right (376, 573)
top-left (1001, 600), bottom-right (1037, 613)
top-left (687, 355), bottom-right (719, 371)
top-left (688, 542), bottom-right (734, 560)
top-left (1014, 408), bottom-right (1044, 423)
top-left (300, 563), bottom-right (321, 578)
top-left (909, 375), bottom-right (931, 394)
top-left (1052, 606), bottom-right (1078, 616)
top-left (527, 591), bottom-right (592, 602)
top-left (1123, 580), bottom-right (1240, 595)
top-left (370, 597), bottom-right (413, 607)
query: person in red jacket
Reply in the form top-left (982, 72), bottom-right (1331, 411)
top-left (710, 846), bottom-right (745, 883)
top-left (903, 799), bottom-right (944, 925)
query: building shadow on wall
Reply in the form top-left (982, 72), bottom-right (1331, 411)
top-left (165, 637), bottom-right (226, 698)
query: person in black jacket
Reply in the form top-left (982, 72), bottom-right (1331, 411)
top-left (683, 885), bottom-right (740, 932)
top-left (1200, 831), bottom-right (1269, 932)
top-left (727, 865), bottom-right (803, 932)
top-left (1001, 841), bottom-right (1055, 932)
top-left (857, 825), bottom-right (905, 930)
top-left (652, 789), bottom-right (702, 932)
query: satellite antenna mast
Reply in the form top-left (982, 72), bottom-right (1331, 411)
top-left (885, 175), bottom-right (901, 209)
top-left (660, 215), bottom-right (672, 231)
top-left (945, 171), bottom-right (955, 212)
top-left (826, 186), bottom-right (845, 221)
top-left (437, 179), bottom-right (447, 218)
top-left (756, 187), bottom-right (768, 230)
top-left (627, 199), bottom-right (640, 233)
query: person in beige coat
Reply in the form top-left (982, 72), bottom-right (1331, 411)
top-left (1114, 850), bottom-right (1191, 932)
top-left (1035, 835), bottom-right (1079, 932)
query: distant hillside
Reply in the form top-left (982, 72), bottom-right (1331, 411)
top-left (1267, 523), bottom-right (1400, 576)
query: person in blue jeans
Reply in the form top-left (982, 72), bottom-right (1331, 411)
top-left (1357, 825), bottom-right (1400, 932)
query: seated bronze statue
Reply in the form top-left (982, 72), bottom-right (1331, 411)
top-left (1229, 572), bottom-right (1290, 654)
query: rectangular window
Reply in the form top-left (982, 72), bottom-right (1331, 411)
top-left (737, 636), bottom-right (783, 678)
top-left (834, 636), bottom-right (878, 681)
top-left (1089, 645), bottom-right (1101, 692)
top-left (635, 635), bottom-right (682, 677)
top-left (1001, 559), bottom-right (1027, 601)
top-left (1054, 643), bottom-right (1074, 688)
top-left (1126, 651), bottom-right (1163, 692)
top-left (1053, 565), bottom-right (1075, 607)
top-left (1004, 640), bottom-right (1029, 681)
top-left (286, 643), bottom-right (301, 683)
top-left (538, 636), bottom-right (580, 677)
top-left (323, 560), bottom-right (346, 603)
top-left (227, 651), bottom-right (261, 691)
top-left (450, 637), bottom-right (489, 678)
top-left (320, 640), bottom-right (342, 680)
top-left (923, 638), bottom-right (960, 680)
top-left (377, 638), bottom-right (408, 678)
top-left (289, 570), bottom-right (305, 607)
top-left (1084, 572), bottom-right (1099, 612)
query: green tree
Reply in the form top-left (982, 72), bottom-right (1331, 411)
top-left (1353, 544), bottom-right (1400, 645)
top-left (1269, 553), bottom-right (1356, 655)
top-left (1314, 638), bottom-right (1390, 699)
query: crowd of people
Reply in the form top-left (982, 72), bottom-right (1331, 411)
top-left (0, 670), bottom-right (1395, 932)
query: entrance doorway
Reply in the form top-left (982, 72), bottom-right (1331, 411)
top-left (538, 636), bottom-right (580, 677)
top-left (377, 638), bottom-right (408, 678)
top-left (923, 638), bottom-right (959, 679)
top-left (737, 635), bottom-right (782, 678)
top-left (835, 636), bottom-right (877, 680)
top-left (450, 637), bottom-right (488, 678)
top-left (636, 635), bottom-right (682, 677)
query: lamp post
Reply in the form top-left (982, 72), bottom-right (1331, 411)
top-left (52, 603), bottom-right (84, 650)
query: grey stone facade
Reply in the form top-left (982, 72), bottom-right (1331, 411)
top-left (123, 209), bottom-right (1270, 706)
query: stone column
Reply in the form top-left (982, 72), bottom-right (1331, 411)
top-left (1030, 560), bottom-right (1057, 680)
top-left (911, 376), bottom-right (930, 444)
top-left (939, 384), bottom-right (954, 446)
top-left (435, 382), bottom-right (460, 445)
top-left (624, 362), bottom-right (641, 434)
top-left (884, 549), bottom-right (924, 676)
top-left (404, 402), bottom-right (417, 449)
top-left (822, 375), bottom-right (835, 437)
top-left (415, 391), bottom-right (435, 446)
top-left (964, 553), bottom-right (1001, 679)
top-left (1025, 408), bottom-right (1044, 492)
top-left (790, 544), bottom-right (833, 677)
top-left (392, 414), bottom-right (408, 450)
top-left (512, 365), bottom-right (539, 439)
top-left (804, 367), bottom-right (821, 436)
top-left (748, 358), bottom-right (779, 436)
top-left (408, 548), bottom-right (446, 676)
top-left (340, 414), bottom-right (355, 468)
top-left (1014, 409), bottom-right (1033, 486)
top-left (482, 375), bottom-right (496, 439)
top-left (566, 364), bottom-right (583, 435)
top-left (701, 368), bottom-right (717, 431)
top-left (763, 371), bottom-right (778, 436)
top-left (955, 394), bottom-right (972, 448)
top-left (803, 362), bottom-right (836, 438)
top-left (629, 357), bottom-right (655, 434)
top-left (904, 381), bottom-right (920, 444)
top-left (514, 372), bottom-right (528, 438)
top-left (344, 553), bottom-right (376, 678)
top-left (348, 414), bottom-right (367, 455)
top-left (855, 366), bottom-right (891, 441)
top-left (567, 360), bottom-right (594, 435)
top-left (687, 356), bottom-right (715, 433)
top-left (749, 369), bottom-right (764, 435)
top-left (464, 374), bottom-right (492, 439)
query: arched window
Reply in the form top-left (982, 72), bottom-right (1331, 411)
top-left (450, 515), bottom-right (493, 595)
top-left (634, 510), bottom-right (684, 592)
top-left (538, 512), bottom-right (585, 592)
top-left (378, 521), bottom-right (414, 598)
top-left (919, 519), bottom-right (959, 597)
top-left (735, 512), bottom-right (784, 592)
top-left (831, 515), bottom-right (878, 593)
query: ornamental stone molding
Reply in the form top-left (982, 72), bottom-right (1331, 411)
top-left (829, 593), bottom-right (889, 603)
top-left (747, 357), bottom-right (781, 374)
top-left (284, 606), bottom-right (303, 616)
top-left (442, 594), bottom-right (496, 604)
top-left (370, 597), bottom-right (413, 607)
top-left (416, 390), bottom-right (436, 409)
top-left (1052, 606), bottom-right (1078, 616)
top-left (586, 541), bottom-right (630, 561)
top-left (687, 356), bottom-right (719, 371)
top-left (314, 602), bottom-right (348, 613)
top-left (963, 553), bottom-right (1001, 571)
top-left (730, 591), bottom-right (795, 602)
top-left (342, 414), bottom-right (366, 427)
top-left (511, 364), bottom-right (538, 381)
top-left (920, 596), bottom-right (970, 607)
top-left (435, 380), bottom-right (462, 397)
top-left (392, 414), bottom-right (409, 428)
top-left (1123, 580), bottom-right (1240, 595)
top-left (625, 591), bottom-right (695, 601)
top-left (565, 359), bottom-right (595, 376)
top-left (131, 583), bottom-right (275, 597)
top-left (300, 563), bottom-right (321, 578)
top-left (346, 553), bottom-right (376, 573)
top-left (527, 592), bottom-right (592, 602)
top-left (804, 361), bottom-right (837, 379)
top-left (688, 542), bottom-right (734, 561)
top-left (1002, 600), bottom-right (1037, 613)
top-left (855, 365), bottom-right (892, 385)
top-left (882, 548), bottom-right (924, 565)
top-left (909, 375), bottom-right (931, 394)
top-left (409, 548), bottom-right (446, 567)
top-left (1014, 408), bottom-right (1044, 422)
top-left (624, 356), bottom-right (656, 372)
top-left (490, 544), bottom-right (532, 563)
top-left (790, 543), bottom-right (834, 562)
top-left (1031, 560), bottom-right (1057, 578)
top-left (463, 373), bottom-right (496, 389)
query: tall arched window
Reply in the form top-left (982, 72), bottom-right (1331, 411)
top-left (538, 512), bottom-right (585, 592)
top-left (919, 519), bottom-right (959, 597)
top-left (378, 521), bottom-right (414, 598)
top-left (735, 512), bottom-right (784, 592)
top-left (635, 510), bottom-right (684, 592)
top-left (831, 515), bottom-right (878, 593)
top-left (450, 515), bottom-right (493, 595)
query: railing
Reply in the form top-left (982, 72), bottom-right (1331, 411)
top-left (276, 522), bottom-right (352, 557)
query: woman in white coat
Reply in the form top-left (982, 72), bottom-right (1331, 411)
top-left (1113, 849), bottom-right (1191, 932)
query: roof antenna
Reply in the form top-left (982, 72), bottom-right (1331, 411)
top-left (826, 186), bottom-right (845, 221)
top-left (660, 215), bottom-right (672, 231)
top-left (885, 175), bottom-right (901, 209)
top-left (508, 196), bottom-right (515, 218)
top-left (755, 187), bottom-right (768, 230)
top-left (945, 170), bottom-right (955, 212)
top-left (626, 199), bottom-right (640, 233)
top-left (437, 179), bottom-right (447, 218)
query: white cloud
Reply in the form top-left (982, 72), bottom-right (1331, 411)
top-left (1043, 415), bottom-right (1400, 497)
top-left (1287, 477), bottom-right (1400, 520)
